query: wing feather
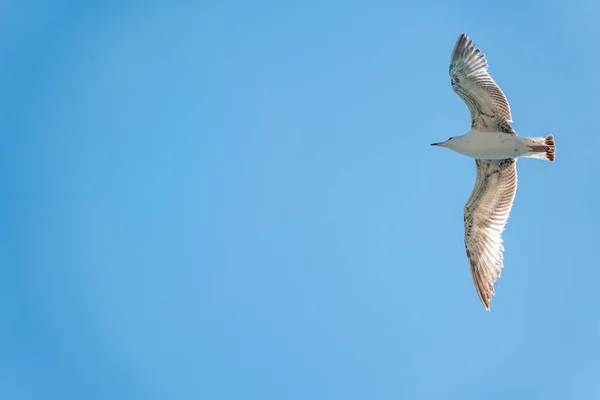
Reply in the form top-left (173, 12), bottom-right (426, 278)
top-left (450, 33), bottom-right (514, 134)
top-left (464, 158), bottom-right (518, 310)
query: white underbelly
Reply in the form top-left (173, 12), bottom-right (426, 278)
top-left (457, 132), bottom-right (528, 159)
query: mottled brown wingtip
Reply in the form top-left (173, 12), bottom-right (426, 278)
top-left (545, 134), bottom-right (556, 161)
top-left (470, 262), bottom-right (497, 311)
top-left (480, 295), bottom-right (492, 311)
top-left (475, 282), bottom-right (494, 311)
top-left (459, 33), bottom-right (473, 50)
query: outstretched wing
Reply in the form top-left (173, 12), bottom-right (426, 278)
top-left (464, 158), bottom-right (518, 310)
top-left (450, 33), bottom-right (515, 134)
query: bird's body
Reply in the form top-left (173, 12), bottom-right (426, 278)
top-left (432, 33), bottom-right (556, 310)
top-left (444, 129), bottom-right (551, 160)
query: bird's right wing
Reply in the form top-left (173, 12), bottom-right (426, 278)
top-left (464, 158), bottom-right (518, 310)
top-left (449, 33), bottom-right (515, 134)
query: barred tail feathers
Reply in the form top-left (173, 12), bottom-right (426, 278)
top-left (523, 134), bottom-right (556, 161)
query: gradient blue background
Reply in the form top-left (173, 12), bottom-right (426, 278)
top-left (2, 1), bottom-right (599, 399)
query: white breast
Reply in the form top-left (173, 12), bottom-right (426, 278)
top-left (450, 131), bottom-right (523, 159)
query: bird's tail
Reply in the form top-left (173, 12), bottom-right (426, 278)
top-left (523, 134), bottom-right (556, 161)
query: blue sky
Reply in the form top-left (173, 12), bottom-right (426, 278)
top-left (2, 1), bottom-right (600, 399)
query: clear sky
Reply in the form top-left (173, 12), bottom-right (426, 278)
top-left (2, 1), bottom-right (600, 399)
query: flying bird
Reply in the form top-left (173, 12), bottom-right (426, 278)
top-left (432, 33), bottom-right (556, 310)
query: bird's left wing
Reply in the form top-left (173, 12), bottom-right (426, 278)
top-left (450, 33), bottom-right (514, 134)
top-left (464, 158), bottom-right (518, 310)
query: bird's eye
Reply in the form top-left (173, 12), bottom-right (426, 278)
top-left (448, 137), bottom-right (453, 140)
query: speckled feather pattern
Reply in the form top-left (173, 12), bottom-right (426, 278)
top-left (450, 34), bottom-right (515, 134)
top-left (464, 158), bottom-right (518, 310)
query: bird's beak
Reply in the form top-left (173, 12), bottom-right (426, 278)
top-left (431, 142), bottom-right (443, 146)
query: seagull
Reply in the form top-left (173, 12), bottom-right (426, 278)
top-left (432, 33), bottom-right (556, 310)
